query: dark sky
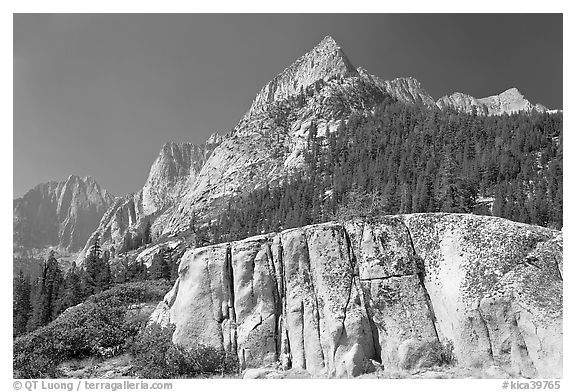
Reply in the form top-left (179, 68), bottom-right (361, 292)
top-left (13, 14), bottom-right (563, 198)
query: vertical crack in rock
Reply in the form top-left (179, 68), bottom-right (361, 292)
top-left (512, 313), bottom-right (538, 378)
top-left (553, 255), bottom-right (563, 281)
top-left (360, 283), bottom-right (382, 363)
top-left (265, 242), bottom-right (282, 360)
top-left (355, 223), bottom-right (382, 363)
top-left (300, 300), bottom-right (307, 369)
top-left (204, 258), bottom-right (224, 348)
top-left (402, 220), bottom-right (442, 345)
top-left (345, 223), bottom-right (383, 365)
top-left (477, 304), bottom-right (495, 361)
top-left (278, 238), bottom-right (290, 363)
top-left (249, 251), bottom-right (256, 300)
top-left (276, 236), bottom-right (292, 369)
top-left (302, 231), bottom-right (325, 367)
top-left (224, 244), bottom-right (238, 355)
top-left (340, 226), bottom-right (355, 333)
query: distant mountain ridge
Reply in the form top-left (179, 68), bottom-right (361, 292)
top-left (13, 36), bottom-right (558, 266)
top-left (81, 36), bottom-right (558, 258)
top-left (436, 87), bottom-right (549, 116)
top-left (74, 134), bottom-right (225, 260)
top-left (13, 175), bottom-right (114, 256)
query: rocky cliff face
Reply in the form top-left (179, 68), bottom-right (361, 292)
top-left (13, 175), bottom-right (114, 255)
top-left (79, 35), bottom-right (557, 260)
top-left (162, 37), bottom-right (389, 235)
top-left (244, 36), bottom-right (358, 120)
top-left (358, 68), bottom-right (438, 109)
top-left (78, 136), bottom-right (224, 259)
top-left (86, 36), bottom-right (453, 246)
top-left (150, 213), bottom-right (562, 378)
top-left (437, 88), bottom-right (547, 115)
top-left (141, 141), bottom-right (213, 216)
top-left (159, 37), bottom-right (554, 236)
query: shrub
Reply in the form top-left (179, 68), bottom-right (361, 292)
top-left (331, 190), bottom-right (390, 222)
top-left (130, 323), bottom-right (239, 378)
top-left (397, 338), bottom-right (456, 371)
top-left (13, 281), bottom-right (171, 378)
top-left (439, 339), bottom-right (455, 365)
top-left (129, 323), bottom-right (177, 378)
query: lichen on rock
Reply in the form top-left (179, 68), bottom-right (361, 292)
top-left (151, 213), bottom-right (562, 378)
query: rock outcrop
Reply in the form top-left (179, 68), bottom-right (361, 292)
top-left (150, 213), bottom-right (562, 378)
top-left (13, 175), bottom-right (114, 253)
top-left (437, 88), bottom-right (547, 116)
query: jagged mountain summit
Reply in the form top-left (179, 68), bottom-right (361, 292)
top-left (244, 36), bottom-right (358, 119)
top-left (357, 68), bottom-right (438, 109)
top-left (437, 87), bottom-right (548, 115)
top-left (13, 175), bottom-right (114, 257)
top-left (76, 35), bottom-right (557, 260)
top-left (77, 134), bottom-right (226, 261)
top-left (12, 35), bottom-right (561, 380)
top-left (163, 36), bottom-right (389, 236)
top-left (79, 36), bottom-right (391, 254)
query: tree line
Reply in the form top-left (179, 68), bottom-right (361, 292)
top-left (13, 232), bottom-right (178, 338)
top-left (195, 101), bottom-right (562, 244)
top-left (14, 97), bottom-right (562, 337)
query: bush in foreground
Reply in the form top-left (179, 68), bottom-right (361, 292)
top-left (130, 323), bottom-right (239, 378)
top-left (13, 280), bottom-right (172, 378)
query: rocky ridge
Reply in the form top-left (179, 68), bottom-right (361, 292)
top-left (76, 135), bottom-right (225, 261)
top-left (244, 36), bottom-right (358, 120)
top-left (357, 68), bottom-right (438, 109)
top-left (150, 213), bottom-right (562, 378)
top-left (437, 88), bottom-right (548, 115)
top-left (13, 175), bottom-right (114, 254)
top-left (77, 36), bottom-right (557, 261)
top-left (155, 37), bottom-right (556, 239)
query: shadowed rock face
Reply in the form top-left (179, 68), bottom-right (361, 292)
top-left (150, 213), bottom-right (562, 378)
top-left (75, 136), bottom-right (224, 262)
top-left (13, 175), bottom-right (114, 253)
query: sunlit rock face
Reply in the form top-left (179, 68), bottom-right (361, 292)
top-left (80, 35), bottom-right (556, 260)
top-left (151, 213), bottom-right (562, 378)
top-left (162, 36), bottom-right (391, 236)
top-left (358, 68), bottom-right (437, 110)
top-left (77, 136), bottom-right (224, 260)
top-left (245, 36), bottom-right (359, 119)
top-left (437, 88), bottom-right (547, 115)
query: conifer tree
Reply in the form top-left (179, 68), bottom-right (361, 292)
top-left (143, 220), bottom-right (152, 245)
top-left (83, 233), bottom-right (104, 296)
top-left (98, 259), bottom-right (112, 292)
top-left (27, 250), bottom-right (63, 331)
top-left (54, 261), bottom-right (83, 316)
top-left (13, 270), bottom-right (31, 337)
top-left (192, 102), bottom-right (562, 242)
top-left (150, 250), bottom-right (170, 280)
